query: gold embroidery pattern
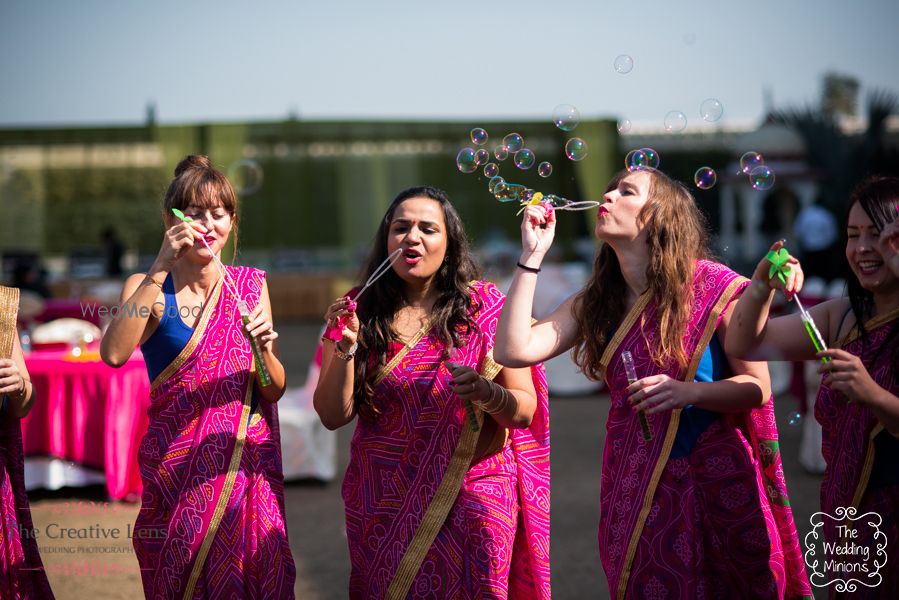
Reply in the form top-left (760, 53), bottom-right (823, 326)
top-left (0, 286), bottom-right (20, 359)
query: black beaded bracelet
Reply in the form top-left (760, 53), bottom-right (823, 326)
top-left (516, 261), bottom-right (541, 274)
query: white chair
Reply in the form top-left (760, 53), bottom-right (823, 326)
top-left (31, 318), bottom-right (101, 345)
top-left (277, 359), bottom-right (338, 481)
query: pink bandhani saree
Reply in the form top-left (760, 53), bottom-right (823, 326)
top-left (133, 266), bottom-right (295, 599)
top-left (815, 307), bottom-right (899, 597)
top-left (598, 260), bottom-right (811, 599)
top-left (0, 285), bottom-right (54, 599)
top-left (341, 280), bottom-right (550, 599)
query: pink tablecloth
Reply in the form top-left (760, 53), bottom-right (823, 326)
top-left (21, 349), bottom-right (150, 501)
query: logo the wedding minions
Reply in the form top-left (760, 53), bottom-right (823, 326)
top-left (804, 506), bottom-right (887, 593)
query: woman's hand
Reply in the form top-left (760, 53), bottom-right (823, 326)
top-left (817, 349), bottom-right (881, 404)
top-left (751, 240), bottom-right (804, 299)
top-left (519, 203), bottom-right (557, 266)
top-left (152, 220), bottom-right (207, 272)
top-left (324, 296), bottom-right (360, 346)
top-left (245, 302), bottom-right (278, 353)
top-left (446, 362), bottom-right (492, 405)
top-left (628, 374), bottom-right (696, 415)
top-left (0, 358), bottom-right (26, 398)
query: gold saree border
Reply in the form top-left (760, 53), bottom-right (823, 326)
top-left (373, 316), bottom-right (438, 388)
top-left (599, 292), bottom-right (651, 374)
top-left (182, 372), bottom-right (254, 599)
top-left (150, 277), bottom-right (224, 392)
top-left (384, 347), bottom-right (500, 599)
top-left (836, 305), bottom-right (899, 347)
top-left (850, 423), bottom-right (883, 512)
top-left (616, 276), bottom-right (746, 600)
top-left (0, 286), bottom-right (20, 359)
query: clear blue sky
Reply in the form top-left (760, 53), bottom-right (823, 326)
top-left (2, 0), bottom-right (897, 128)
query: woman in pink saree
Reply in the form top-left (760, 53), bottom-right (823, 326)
top-left (314, 186), bottom-right (551, 599)
top-left (101, 156), bottom-right (295, 599)
top-left (729, 176), bottom-right (899, 597)
top-left (496, 168), bottom-right (811, 598)
top-left (1, 285), bottom-right (54, 598)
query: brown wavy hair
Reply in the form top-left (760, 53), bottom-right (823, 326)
top-left (352, 186), bottom-right (481, 418)
top-left (572, 169), bottom-right (711, 380)
top-left (162, 155), bottom-right (240, 261)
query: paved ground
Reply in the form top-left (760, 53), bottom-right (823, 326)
top-left (29, 321), bottom-right (827, 599)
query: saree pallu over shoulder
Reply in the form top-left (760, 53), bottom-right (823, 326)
top-left (0, 286), bottom-right (55, 599)
top-left (816, 308), bottom-right (899, 516)
top-left (597, 260), bottom-right (810, 599)
top-left (343, 280), bottom-right (550, 599)
top-left (134, 267), bottom-right (295, 600)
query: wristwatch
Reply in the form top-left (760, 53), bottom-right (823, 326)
top-left (334, 341), bottom-right (358, 361)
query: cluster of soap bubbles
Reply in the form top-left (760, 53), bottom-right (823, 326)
top-left (456, 113), bottom-right (589, 179)
top-left (740, 151), bottom-right (775, 191)
top-left (624, 147), bottom-right (660, 172)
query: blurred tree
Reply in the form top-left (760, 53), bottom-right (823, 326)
top-left (773, 81), bottom-right (898, 214)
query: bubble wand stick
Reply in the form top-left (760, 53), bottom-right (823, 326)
top-left (171, 208), bottom-right (272, 386)
top-left (323, 248), bottom-right (403, 342)
top-left (765, 247), bottom-right (830, 364)
top-left (621, 350), bottom-right (652, 441)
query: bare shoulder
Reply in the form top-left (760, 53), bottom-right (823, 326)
top-left (121, 273), bottom-right (150, 300)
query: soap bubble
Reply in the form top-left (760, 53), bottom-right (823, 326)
top-left (694, 167), bottom-right (717, 189)
top-left (537, 162), bottom-right (553, 177)
top-left (475, 149), bottom-right (490, 166)
top-left (625, 149), bottom-right (649, 172)
top-left (750, 165), bottom-right (775, 190)
top-left (488, 176), bottom-right (505, 194)
top-left (552, 104), bottom-right (580, 131)
top-left (664, 110), bottom-right (687, 133)
top-left (617, 119), bottom-right (632, 133)
top-left (503, 133), bottom-right (524, 153)
top-left (227, 159), bottom-right (264, 196)
top-left (483, 163), bottom-right (499, 178)
top-left (739, 151), bottom-right (764, 174)
top-left (639, 147), bottom-right (660, 169)
top-left (494, 145), bottom-right (509, 161)
top-left (514, 149), bottom-right (536, 170)
top-left (456, 148), bottom-right (478, 173)
top-left (788, 411), bottom-right (802, 426)
top-left (614, 54), bottom-right (634, 74)
top-left (700, 98), bottom-right (724, 122)
top-left (470, 128), bottom-right (488, 145)
top-left (565, 138), bottom-right (588, 161)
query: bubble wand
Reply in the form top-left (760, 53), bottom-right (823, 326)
top-left (171, 208), bottom-right (272, 386)
top-left (323, 248), bottom-right (403, 342)
top-left (765, 247), bottom-right (831, 364)
top-left (621, 350), bottom-right (652, 441)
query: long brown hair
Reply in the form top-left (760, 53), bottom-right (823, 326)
top-left (162, 155), bottom-right (240, 261)
top-left (352, 186), bottom-right (481, 418)
top-left (572, 169), bottom-right (711, 380)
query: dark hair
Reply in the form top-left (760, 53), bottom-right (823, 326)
top-left (352, 185), bottom-right (481, 417)
top-left (843, 175), bottom-right (899, 366)
top-left (163, 155), bottom-right (239, 261)
top-left (572, 169), bottom-right (711, 379)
